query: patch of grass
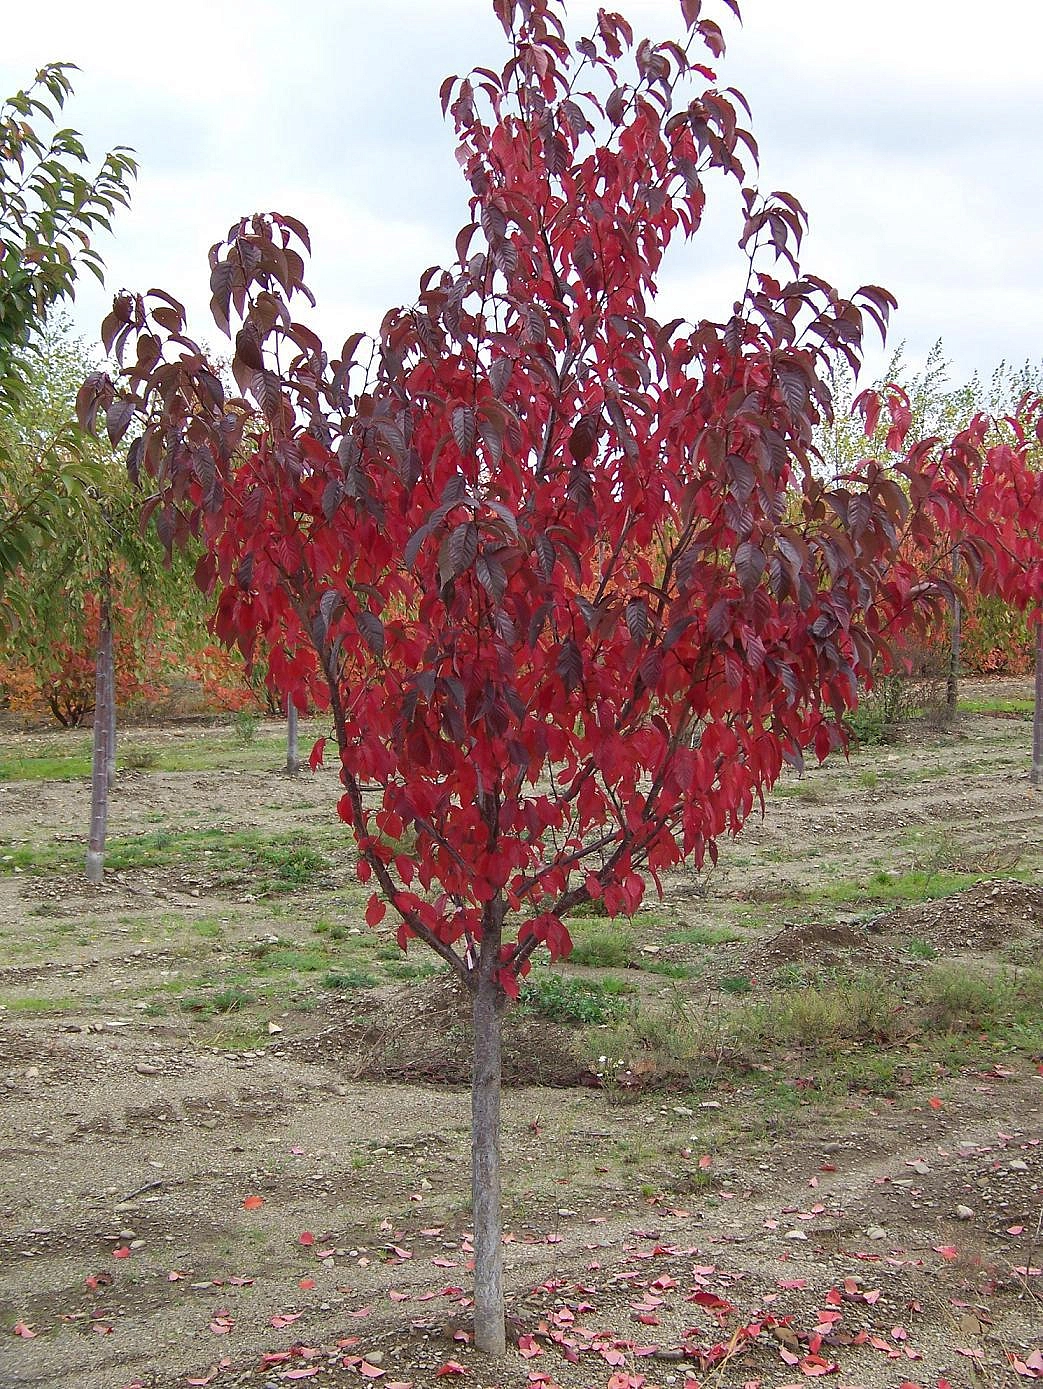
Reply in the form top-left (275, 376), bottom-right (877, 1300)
top-left (0, 824), bottom-right (334, 893)
top-left (568, 924), bottom-right (633, 968)
top-left (918, 964), bottom-right (1042, 1034)
top-left (232, 709), bottom-right (261, 745)
top-left (905, 937), bottom-right (939, 961)
top-left (188, 919), bottom-right (223, 939)
top-left (957, 695), bottom-right (1033, 718)
top-left (380, 960), bottom-right (441, 981)
top-left (4, 994), bottom-right (80, 1014)
top-left (640, 959), bottom-right (695, 980)
top-left (0, 744), bottom-right (92, 781)
top-left (121, 746), bottom-right (160, 770)
top-left (255, 844), bottom-right (327, 892)
top-left (720, 974), bottom-right (753, 995)
top-left (322, 968), bottom-right (378, 990)
top-left (815, 868), bottom-right (979, 908)
top-left (738, 979), bottom-right (905, 1049)
top-left (179, 984), bottom-right (253, 1016)
top-left (773, 779), bottom-right (825, 802)
top-left (519, 970), bottom-right (628, 1025)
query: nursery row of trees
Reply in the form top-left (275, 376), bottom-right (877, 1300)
top-left (2, 328), bottom-right (1038, 728)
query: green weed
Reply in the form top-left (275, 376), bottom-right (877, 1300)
top-left (322, 968), bottom-right (378, 990)
top-left (568, 924), bottom-right (633, 969)
top-left (519, 971), bottom-right (627, 1025)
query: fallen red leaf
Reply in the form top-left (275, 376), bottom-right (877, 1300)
top-left (112, 1245), bottom-right (132, 1258)
top-left (436, 1363), bottom-right (468, 1377)
top-left (299, 1231), bottom-right (315, 1246)
top-left (242, 1194), bottom-right (264, 1210)
top-left (299, 1278), bottom-right (316, 1290)
top-left (359, 1362), bottom-right (386, 1379)
top-left (934, 1246), bottom-right (959, 1261)
top-left (928, 1097), bottom-right (943, 1110)
top-left (12, 1321), bottom-right (36, 1339)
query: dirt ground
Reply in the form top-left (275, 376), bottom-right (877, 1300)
top-left (0, 684), bottom-right (1040, 1389)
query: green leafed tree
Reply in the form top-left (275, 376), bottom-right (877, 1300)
top-left (0, 62), bottom-right (136, 596)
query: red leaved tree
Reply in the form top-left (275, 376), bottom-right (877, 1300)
top-left (77, 0), bottom-right (1033, 1353)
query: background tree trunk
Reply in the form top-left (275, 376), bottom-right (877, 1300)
top-left (946, 593), bottom-right (961, 724)
top-left (286, 698), bottom-right (300, 776)
top-left (1032, 614), bottom-right (1042, 790)
top-left (106, 639), bottom-right (117, 789)
top-left (471, 925), bottom-right (505, 1357)
top-left (86, 580), bottom-right (112, 883)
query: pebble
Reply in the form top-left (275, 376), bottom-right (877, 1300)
top-left (866, 1225), bottom-right (887, 1241)
top-left (1009, 1160), bottom-right (1029, 1172)
top-left (135, 1063), bottom-right (161, 1076)
top-left (955, 1205), bottom-right (975, 1220)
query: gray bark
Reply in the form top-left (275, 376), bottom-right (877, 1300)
top-left (945, 594), bottom-right (961, 722)
top-left (1032, 616), bottom-right (1043, 790)
top-left (471, 924), bottom-right (505, 1357)
top-left (106, 639), bottom-right (117, 789)
top-left (86, 586), bottom-right (112, 884)
top-left (286, 698), bottom-right (300, 776)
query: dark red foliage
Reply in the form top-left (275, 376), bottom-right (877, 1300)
top-left (79, 0), bottom-right (1042, 995)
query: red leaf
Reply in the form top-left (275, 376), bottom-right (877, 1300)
top-left (112, 1245), bottom-right (132, 1258)
top-left (359, 1363), bottom-right (386, 1379)
top-left (436, 1363), bottom-right (468, 1377)
top-left (242, 1194), bottom-right (265, 1210)
top-left (309, 737), bottom-right (326, 771)
top-left (365, 895), bottom-right (387, 927)
top-left (299, 1231), bottom-right (315, 1246)
top-left (12, 1321), bottom-right (36, 1339)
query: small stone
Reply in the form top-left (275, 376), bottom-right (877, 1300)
top-left (1009, 1160), bottom-right (1029, 1172)
top-left (866, 1225), bottom-right (887, 1241)
top-left (955, 1205), bottom-right (974, 1220)
top-left (366, 1353), bottom-right (384, 1366)
top-left (135, 1063), bottom-right (161, 1076)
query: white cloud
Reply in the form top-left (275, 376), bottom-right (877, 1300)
top-left (3, 0), bottom-right (1039, 385)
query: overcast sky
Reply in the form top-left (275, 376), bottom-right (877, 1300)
top-left (4, 0), bottom-right (1040, 389)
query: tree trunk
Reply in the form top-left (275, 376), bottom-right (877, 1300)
top-left (1032, 614), bottom-right (1043, 791)
top-left (471, 933), bottom-right (505, 1356)
top-left (945, 593), bottom-right (961, 723)
top-left (86, 584), bottom-right (112, 884)
top-left (286, 698), bottom-right (300, 776)
top-left (106, 636), bottom-right (117, 789)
